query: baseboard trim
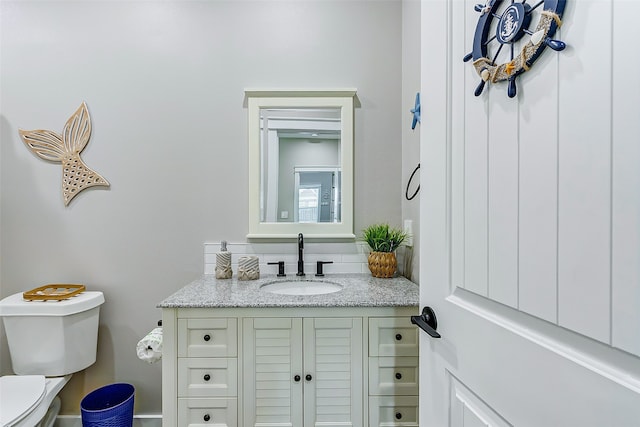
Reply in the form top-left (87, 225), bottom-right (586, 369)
top-left (55, 414), bottom-right (162, 427)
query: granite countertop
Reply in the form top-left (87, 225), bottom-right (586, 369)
top-left (157, 273), bottom-right (419, 308)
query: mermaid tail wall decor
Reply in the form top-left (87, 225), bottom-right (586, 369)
top-left (19, 102), bottom-right (109, 206)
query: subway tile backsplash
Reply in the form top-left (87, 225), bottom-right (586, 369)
top-left (204, 241), bottom-right (370, 276)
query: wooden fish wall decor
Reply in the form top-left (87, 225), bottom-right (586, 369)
top-left (19, 102), bottom-right (109, 206)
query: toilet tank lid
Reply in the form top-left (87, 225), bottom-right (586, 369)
top-left (0, 291), bottom-right (104, 316)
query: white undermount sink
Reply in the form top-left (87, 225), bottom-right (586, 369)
top-left (260, 280), bottom-right (343, 296)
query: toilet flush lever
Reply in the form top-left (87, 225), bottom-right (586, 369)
top-left (411, 306), bottom-right (441, 338)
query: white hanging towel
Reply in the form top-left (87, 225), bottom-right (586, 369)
top-left (136, 327), bottom-right (163, 364)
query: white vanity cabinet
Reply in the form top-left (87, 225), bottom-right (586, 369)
top-left (162, 307), bottom-right (418, 427)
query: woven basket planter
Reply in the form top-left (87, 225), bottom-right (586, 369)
top-left (368, 251), bottom-right (397, 278)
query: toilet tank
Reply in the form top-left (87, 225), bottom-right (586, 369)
top-left (0, 291), bottom-right (104, 376)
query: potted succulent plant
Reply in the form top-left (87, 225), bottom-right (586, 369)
top-left (361, 223), bottom-right (408, 278)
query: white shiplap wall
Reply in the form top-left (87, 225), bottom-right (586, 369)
top-left (451, 0), bottom-right (640, 357)
top-left (611, 1), bottom-right (640, 359)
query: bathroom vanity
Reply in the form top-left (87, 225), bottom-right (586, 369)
top-left (159, 274), bottom-right (420, 427)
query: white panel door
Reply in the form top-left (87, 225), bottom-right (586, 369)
top-left (419, 1), bottom-right (640, 426)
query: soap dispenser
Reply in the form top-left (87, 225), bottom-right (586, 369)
top-left (215, 240), bottom-right (233, 279)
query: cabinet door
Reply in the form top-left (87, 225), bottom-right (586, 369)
top-left (303, 318), bottom-right (363, 427)
top-left (243, 317), bottom-right (303, 427)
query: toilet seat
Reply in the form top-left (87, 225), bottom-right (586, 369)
top-left (0, 375), bottom-right (46, 427)
top-left (0, 375), bottom-right (70, 427)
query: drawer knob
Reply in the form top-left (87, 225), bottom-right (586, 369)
top-left (203, 374), bottom-right (211, 381)
top-left (395, 412), bottom-right (403, 420)
top-left (305, 374), bottom-right (313, 381)
top-left (203, 413), bottom-right (211, 422)
top-left (203, 334), bottom-right (211, 342)
top-left (395, 372), bottom-right (402, 380)
top-left (395, 333), bottom-right (403, 341)
top-left (294, 375), bottom-right (301, 382)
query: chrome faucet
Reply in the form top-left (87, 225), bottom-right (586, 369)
top-left (297, 233), bottom-right (305, 276)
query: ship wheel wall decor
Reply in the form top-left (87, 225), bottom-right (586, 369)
top-left (19, 102), bottom-right (110, 206)
top-left (463, 0), bottom-right (567, 98)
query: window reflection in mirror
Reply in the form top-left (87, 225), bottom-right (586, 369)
top-left (294, 167), bottom-right (341, 223)
top-left (259, 107), bottom-right (342, 224)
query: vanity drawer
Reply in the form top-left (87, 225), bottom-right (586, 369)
top-left (177, 398), bottom-right (237, 426)
top-left (178, 318), bottom-right (238, 358)
top-left (369, 396), bottom-right (419, 427)
top-left (369, 317), bottom-right (418, 357)
top-left (178, 358), bottom-right (238, 398)
top-left (369, 357), bottom-right (419, 396)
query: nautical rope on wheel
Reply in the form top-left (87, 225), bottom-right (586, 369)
top-left (463, 1), bottom-right (567, 98)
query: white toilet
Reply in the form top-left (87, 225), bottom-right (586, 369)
top-left (0, 290), bottom-right (104, 427)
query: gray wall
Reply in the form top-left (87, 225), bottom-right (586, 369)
top-left (0, 0), bottom-right (404, 415)
top-left (401, 0), bottom-right (421, 281)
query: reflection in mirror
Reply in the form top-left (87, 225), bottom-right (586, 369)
top-left (246, 89), bottom-right (356, 239)
top-left (260, 108), bottom-right (341, 224)
top-left (294, 167), bottom-right (340, 223)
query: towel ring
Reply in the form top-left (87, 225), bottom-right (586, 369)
top-left (405, 163), bottom-right (420, 201)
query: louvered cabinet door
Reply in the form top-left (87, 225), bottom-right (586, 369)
top-left (242, 317), bottom-right (304, 427)
top-left (243, 317), bottom-right (364, 427)
top-left (303, 317), bottom-right (363, 427)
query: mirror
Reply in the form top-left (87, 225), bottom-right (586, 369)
top-left (246, 89), bottom-right (356, 238)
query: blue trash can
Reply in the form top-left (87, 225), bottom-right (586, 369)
top-left (80, 383), bottom-right (134, 427)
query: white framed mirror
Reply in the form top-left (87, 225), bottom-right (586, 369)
top-left (246, 89), bottom-right (356, 239)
